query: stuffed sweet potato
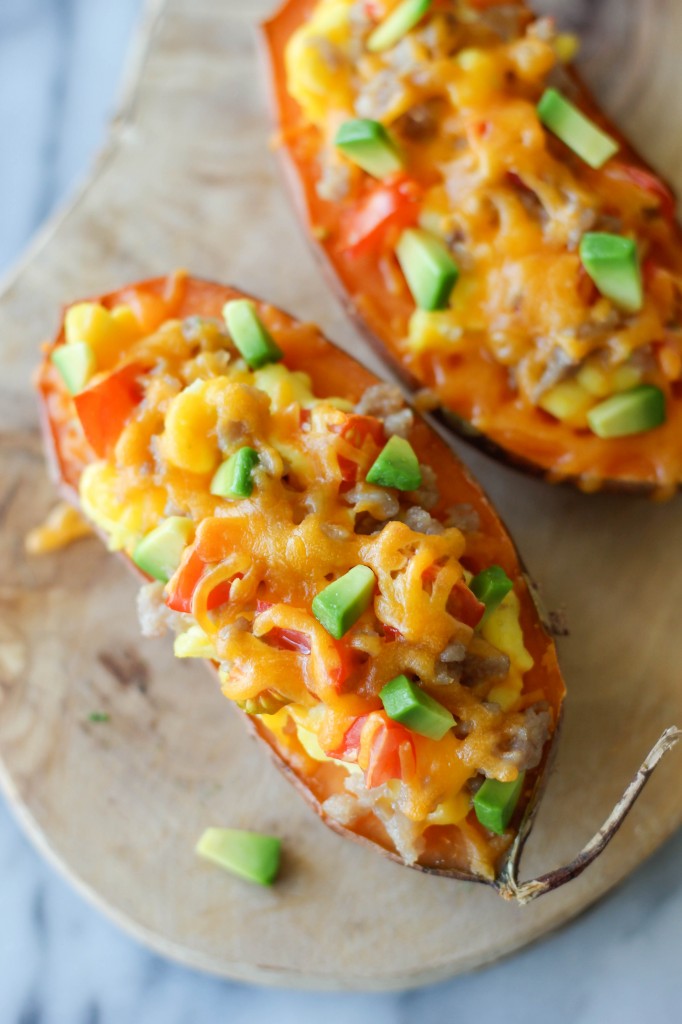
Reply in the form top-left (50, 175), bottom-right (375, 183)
top-left (262, 0), bottom-right (682, 495)
top-left (35, 273), bottom-right (676, 900)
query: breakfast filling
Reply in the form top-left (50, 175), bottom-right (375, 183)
top-left (42, 278), bottom-right (559, 879)
top-left (278, 0), bottom-right (682, 488)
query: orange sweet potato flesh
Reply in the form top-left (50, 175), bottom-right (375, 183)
top-left (36, 273), bottom-right (565, 890)
top-left (260, 0), bottom-right (682, 495)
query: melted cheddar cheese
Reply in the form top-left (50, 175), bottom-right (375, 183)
top-left (42, 286), bottom-right (557, 878)
top-left (281, 0), bottom-right (682, 491)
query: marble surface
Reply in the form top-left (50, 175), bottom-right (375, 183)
top-left (1, 1), bottom-right (681, 1020)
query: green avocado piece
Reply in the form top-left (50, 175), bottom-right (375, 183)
top-left (380, 674), bottom-right (455, 740)
top-left (223, 299), bottom-right (283, 369)
top-left (50, 341), bottom-right (96, 395)
top-left (473, 773), bottom-right (526, 835)
top-left (195, 828), bottom-right (281, 886)
top-left (469, 565), bottom-right (513, 617)
top-left (367, 0), bottom-right (433, 53)
top-left (210, 446), bottom-right (259, 499)
top-left (396, 228), bottom-right (459, 311)
top-left (312, 564), bottom-right (376, 639)
top-left (335, 118), bottom-right (404, 178)
top-left (587, 385), bottom-right (666, 438)
top-left (579, 232), bottom-right (643, 313)
top-left (365, 435), bottom-right (422, 490)
top-left (537, 88), bottom-right (619, 169)
top-left (132, 516), bottom-right (194, 582)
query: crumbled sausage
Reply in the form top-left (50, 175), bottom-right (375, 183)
top-left (356, 70), bottom-right (405, 121)
top-left (384, 408), bottom-right (414, 439)
top-left (498, 706), bottom-right (552, 773)
top-left (444, 503), bottom-right (480, 533)
top-left (400, 505), bottom-right (444, 535)
top-left (137, 582), bottom-right (183, 638)
top-left (461, 642), bottom-right (511, 685)
top-left (411, 464), bottom-right (439, 510)
top-left (355, 382), bottom-right (406, 418)
top-left (316, 153), bottom-right (351, 202)
top-left (439, 641), bottom-right (467, 663)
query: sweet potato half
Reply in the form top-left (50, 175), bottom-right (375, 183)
top-left (261, 0), bottom-right (682, 495)
top-left (35, 274), bottom-right (677, 900)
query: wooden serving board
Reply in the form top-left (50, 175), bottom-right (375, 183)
top-left (1, 0), bottom-right (682, 990)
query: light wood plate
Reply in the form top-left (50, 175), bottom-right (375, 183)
top-left (1, 0), bottom-right (681, 990)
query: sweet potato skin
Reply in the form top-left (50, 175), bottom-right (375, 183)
top-left (36, 273), bottom-right (565, 891)
top-left (259, 0), bottom-right (682, 495)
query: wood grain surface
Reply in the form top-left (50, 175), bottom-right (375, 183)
top-left (1, 0), bottom-right (682, 990)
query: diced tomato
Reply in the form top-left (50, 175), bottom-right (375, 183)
top-left (608, 163), bottom-right (677, 221)
top-left (337, 455), bottom-right (359, 484)
top-left (255, 600), bottom-right (358, 688)
top-left (423, 567), bottom-right (485, 627)
top-left (365, 717), bottom-right (416, 789)
top-left (73, 362), bottom-right (145, 457)
top-left (165, 547), bottom-right (242, 613)
top-left (577, 263), bottom-right (599, 306)
top-left (382, 624), bottom-right (402, 642)
top-left (337, 414), bottom-right (385, 449)
top-left (447, 579), bottom-right (485, 628)
top-left (208, 576), bottom-right (241, 610)
top-left (262, 625), bottom-right (312, 655)
top-left (325, 714), bottom-right (370, 761)
top-left (255, 599), bottom-right (311, 652)
top-left (339, 175), bottom-right (421, 258)
top-left (329, 639), bottom-right (362, 691)
top-left (333, 414), bottom-right (385, 483)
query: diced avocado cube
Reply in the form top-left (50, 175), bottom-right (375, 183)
top-left (473, 772), bottom-right (526, 834)
top-left (469, 565), bottom-right (513, 617)
top-left (132, 516), bottom-right (194, 582)
top-left (223, 300), bottom-right (283, 369)
top-left (396, 228), bottom-right (459, 311)
top-left (50, 341), bottom-right (96, 395)
top-left (335, 118), bottom-right (404, 178)
top-left (312, 564), bottom-right (376, 639)
top-left (195, 828), bottom-right (281, 886)
top-left (380, 674), bottom-right (455, 740)
top-left (367, 0), bottom-right (433, 53)
top-left (537, 88), bottom-right (619, 169)
top-left (587, 385), bottom-right (666, 438)
top-left (210, 447), bottom-right (259, 499)
top-left (365, 435), bottom-right (422, 490)
top-left (579, 232), bottom-right (643, 313)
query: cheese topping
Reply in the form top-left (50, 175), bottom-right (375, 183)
top-left (282, 0), bottom-right (682, 490)
top-left (43, 286), bottom-right (557, 876)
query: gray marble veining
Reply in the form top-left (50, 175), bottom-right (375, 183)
top-left (0, 2), bottom-right (680, 1021)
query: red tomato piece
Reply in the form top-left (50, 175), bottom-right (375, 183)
top-left (165, 547), bottom-right (241, 613)
top-left (73, 362), bottom-right (145, 457)
top-left (325, 714), bottom-right (370, 761)
top-left (329, 639), bottom-right (361, 691)
top-left (365, 718), bottom-right (415, 789)
top-left (263, 626), bottom-right (313, 655)
top-left (207, 576), bottom-right (242, 610)
top-left (333, 413), bottom-right (385, 483)
top-left (255, 600), bottom-right (311, 653)
top-left (337, 414), bottom-right (386, 449)
top-left (339, 175), bottom-right (421, 258)
top-left (447, 579), bottom-right (485, 628)
top-left (382, 624), bottom-right (402, 642)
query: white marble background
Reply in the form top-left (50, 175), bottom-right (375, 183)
top-left (1, 1), bottom-right (681, 1021)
